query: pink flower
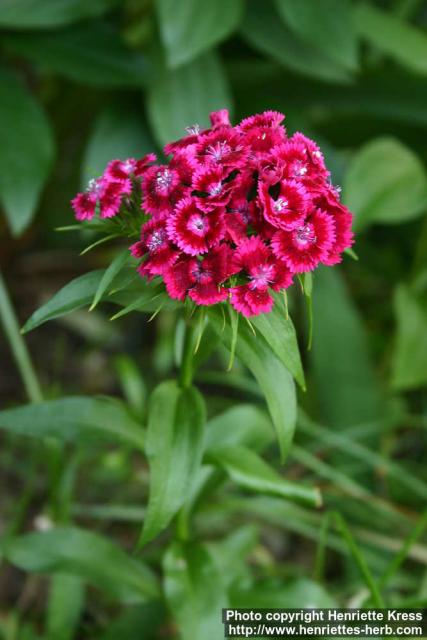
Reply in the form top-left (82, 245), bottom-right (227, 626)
top-left (105, 154), bottom-right (156, 182)
top-left (142, 165), bottom-right (184, 217)
top-left (166, 197), bottom-right (226, 255)
top-left (272, 209), bottom-right (336, 272)
top-left (72, 108), bottom-right (355, 318)
top-left (164, 245), bottom-right (232, 304)
top-left (230, 237), bottom-right (293, 316)
top-left (313, 187), bottom-right (354, 265)
top-left (131, 218), bottom-right (177, 277)
top-left (259, 178), bottom-right (311, 230)
top-left (196, 128), bottom-right (247, 169)
top-left (210, 109), bottom-right (231, 127)
top-left (71, 177), bottom-right (131, 221)
top-left (192, 165), bottom-right (232, 212)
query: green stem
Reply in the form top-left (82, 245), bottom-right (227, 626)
top-left (179, 319), bottom-right (196, 388)
top-left (0, 269), bottom-right (43, 403)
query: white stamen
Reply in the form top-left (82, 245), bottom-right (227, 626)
top-left (186, 124), bottom-right (201, 135)
top-left (208, 182), bottom-right (223, 197)
top-left (273, 197), bottom-right (289, 212)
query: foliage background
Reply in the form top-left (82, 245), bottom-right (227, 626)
top-left (0, 0), bottom-right (427, 638)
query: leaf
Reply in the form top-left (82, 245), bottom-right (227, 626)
top-left (22, 269), bottom-right (169, 333)
top-left (343, 137), bottom-right (427, 231)
top-left (241, 0), bottom-right (352, 84)
top-left (163, 542), bottom-right (227, 639)
top-left (208, 307), bottom-right (297, 461)
top-left (0, 396), bottom-right (145, 449)
top-left (391, 284), bottom-right (427, 390)
top-left (3, 527), bottom-right (159, 603)
top-left (0, 0), bottom-right (118, 28)
top-left (139, 381), bottom-right (206, 545)
top-left (231, 576), bottom-right (336, 608)
top-left (46, 575), bottom-right (84, 640)
top-left (156, 0), bottom-right (244, 68)
top-left (205, 404), bottom-right (274, 452)
top-left (0, 69), bottom-right (54, 236)
top-left (146, 51), bottom-right (232, 146)
top-left (100, 603), bottom-right (166, 640)
top-left (90, 250), bottom-right (130, 311)
top-left (250, 296), bottom-right (305, 388)
top-left (275, 0), bottom-right (358, 72)
top-left (208, 446), bottom-right (321, 507)
top-left (83, 101), bottom-right (154, 186)
top-left (355, 2), bottom-right (427, 75)
top-left (310, 268), bottom-right (383, 428)
top-left (3, 24), bottom-right (150, 89)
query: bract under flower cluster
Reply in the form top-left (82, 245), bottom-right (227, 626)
top-left (72, 109), bottom-right (353, 317)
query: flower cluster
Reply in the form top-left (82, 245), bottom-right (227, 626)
top-left (72, 109), bottom-right (353, 317)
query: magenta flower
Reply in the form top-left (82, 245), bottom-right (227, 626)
top-left (72, 108), bottom-right (354, 317)
top-left (166, 197), bottom-right (226, 256)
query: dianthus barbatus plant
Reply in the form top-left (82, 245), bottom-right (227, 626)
top-left (72, 109), bottom-right (353, 318)
top-left (24, 108), bottom-right (355, 548)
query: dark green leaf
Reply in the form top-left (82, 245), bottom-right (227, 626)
top-left (344, 137), bottom-right (427, 230)
top-left (232, 577), bottom-right (336, 607)
top-left (205, 404), bottom-right (273, 452)
top-left (46, 575), bottom-right (84, 640)
top-left (90, 251), bottom-right (130, 311)
top-left (275, 0), bottom-right (358, 71)
top-left (355, 2), bottom-right (427, 75)
top-left (3, 527), bottom-right (159, 603)
top-left (208, 307), bottom-right (297, 461)
top-left (100, 603), bottom-right (166, 640)
top-left (241, 0), bottom-right (352, 84)
top-left (146, 51), bottom-right (232, 146)
top-left (3, 24), bottom-right (150, 88)
top-left (139, 381), bottom-right (206, 545)
top-left (0, 69), bottom-right (54, 236)
top-left (22, 269), bottom-right (170, 333)
top-left (0, 396), bottom-right (145, 449)
top-left (163, 542), bottom-right (227, 639)
top-left (208, 446), bottom-right (321, 507)
top-left (250, 296), bottom-right (305, 388)
top-left (156, 0), bottom-right (244, 68)
top-left (0, 0), bottom-right (118, 28)
top-left (310, 268), bottom-right (383, 428)
top-left (83, 102), bottom-right (154, 186)
top-left (391, 284), bottom-right (427, 390)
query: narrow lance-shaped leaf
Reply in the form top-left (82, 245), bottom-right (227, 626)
top-left (82, 101), bottom-right (154, 186)
top-left (274, 0), bottom-right (358, 72)
top-left (355, 2), bottom-right (427, 76)
top-left (156, 0), bottom-right (244, 68)
top-left (0, 69), bottom-right (54, 236)
top-left (3, 527), bottom-right (159, 604)
top-left (46, 575), bottom-right (85, 640)
top-left (0, 0), bottom-right (119, 28)
top-left (3, 24), bottom-right (150, 89)
top-left (241, 0), bottom-right (352, 84)
top-left (163, 542), bottom-right (228, 640)
top-left (139, 380), bottom-right (206, 545)
top-left (147, 50), bottom-right (232, 147)
top-left (90, 250), bottom-right (130, 311)
top-left (250, 295), bottom-right (305, 388)
top-left (208, 307), bottom-right (297, 461)
top-left (0, 396), bottom-right (145, 449)
top-left (391, 284), bottom-right (427, 390)
top-left (343, 137), bottom-right (427, 230)
top-left (207, 445), bottom-right (322, 507)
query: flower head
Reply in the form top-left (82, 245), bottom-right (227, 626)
top-left (73, 108), bottom-right (354, 317)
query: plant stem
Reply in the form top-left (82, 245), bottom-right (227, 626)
top-left (0, 269), bottom-right (43, 403)
top-left (179, 319), bottom-right (195, 388)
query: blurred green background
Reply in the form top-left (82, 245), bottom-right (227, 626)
top-left (1, 0), bottom-right (427, 638)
